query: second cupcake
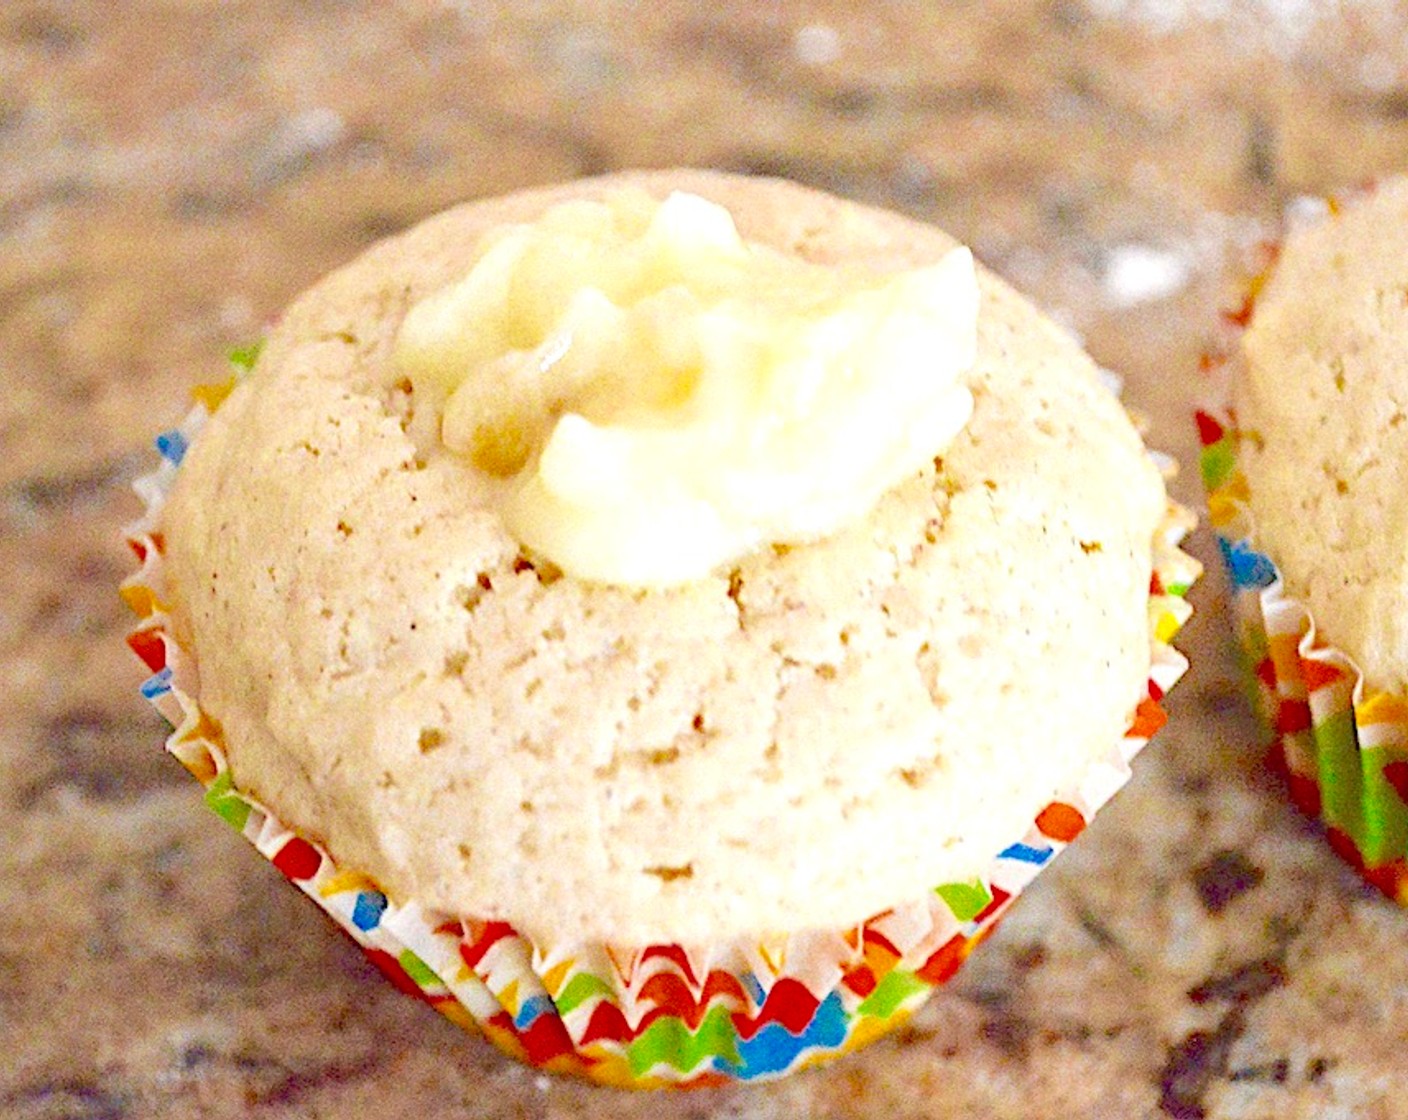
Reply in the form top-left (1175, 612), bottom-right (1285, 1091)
top-left (1201, 177), bottom-right (1408, 901)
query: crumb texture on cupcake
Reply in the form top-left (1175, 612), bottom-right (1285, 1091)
top-left (1236, 178), bottom-right (1408, 693)
top-left (161, 170), bottom-right (1165, 947)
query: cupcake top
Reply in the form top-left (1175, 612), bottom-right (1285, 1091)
top-left (1236, 178), bottom-right (1408, 693)
top-left (161, 170), bottom-right (1165, 947)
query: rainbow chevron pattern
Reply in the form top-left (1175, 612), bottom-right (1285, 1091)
top-left (124, 379), bottom-right (1196, 1087)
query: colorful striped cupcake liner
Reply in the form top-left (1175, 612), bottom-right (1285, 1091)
top-left (1200, 406), bottom-right (1408, 901)
top-left (1198, 197), bottom-right (1408, 904)
top-left (124, 372), bottom-right (1197, 1087)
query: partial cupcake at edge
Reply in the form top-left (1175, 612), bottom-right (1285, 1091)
top-left (124, 169), bottom-right (1198, 1087)
top-left (1200, 176), bottom-right (1408, 902)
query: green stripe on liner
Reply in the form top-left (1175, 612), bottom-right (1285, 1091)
top-left (1200, 443), bottom-right (1235, 491)
top-left (398, 950), bottom-right (440, 989)
top-left (628, 1002), bottom-right (739, 1077)
top-left (555, 971), bottom-right (615, 1015)
top-left (934, 879), bottom-right (991, 922)
top-left (204, 772), bottom-right (252, 832)
top-left (1358, 746), bottom-right (1408, 867)
top-left (1314, 709), bottom-right (1363, 847)
top-left (227, 339), bottom-right (264, 373)
top-left (1230, 621), bottom-right (1271, 724)
top-left (856, 968), bottom-right (928, 1020)
top-left (1239, 618), bottom-right (1269, 662)
top-left (1166, 583), bottom-right (1191, 598)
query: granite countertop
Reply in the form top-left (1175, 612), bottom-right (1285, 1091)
top-left (6, 2), bottom-right (1408, 1117)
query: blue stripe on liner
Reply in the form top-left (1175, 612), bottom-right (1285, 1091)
top-left (1218, 537), bottom-right (1277, 590)
top-left (998, 842), bottom-right (1054, 866)
top-left (514, 994), bottom-right (555, 1031)
top-left (140, 666), bottom-right (174, 699)
top-left (727, 990), bottom-right (849, 1079)
top-left (351, 891), bottom-right (388, 932)
top-left (155, 429), bottom-right (189, 465)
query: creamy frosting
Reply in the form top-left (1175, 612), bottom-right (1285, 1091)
top-left (394, 188), bottom-right (979, 586)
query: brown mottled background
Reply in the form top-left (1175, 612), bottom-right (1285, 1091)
top-left (5, 2), bottom-right (1408, 1118)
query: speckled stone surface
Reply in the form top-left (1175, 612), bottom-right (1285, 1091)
top-left (6, 3), bottom-right (1408, 1117)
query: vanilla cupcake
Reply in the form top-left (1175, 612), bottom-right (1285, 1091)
top-left (125, 170), bottom-right (1195, 1085)
top-left (1201, 176), bottom-right (1408, 900)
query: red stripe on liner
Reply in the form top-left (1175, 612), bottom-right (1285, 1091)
top-left (973, 884), bottom-right (1012, 925)
top-left (1256, 657), bottom-right (1278, 690)
top-left (579, 1000), bottom-right (631, 1046)
top-left (127, 628), bottom-right (167, 672)
top-left (731, 977), bottom-right (820, 1042)
top-left (915, 934), bottom-right (968, 986)
top-left (1194, 411), bottom-right (1225, 446)
top-left (460, 920), bottom-right (516, 969)
top-left (517, 1008), bottom-right (577, 1066)
top-left (640, 942), bottom-right (699, 988)
top-left (842, 965), bottom-right (877, 998)
top-left (271, 837), bottom-right (321, 881)
top-left (636, 970), bottom-right (748, 1032)
top-left (1275, 700), bottom-right (1312, 735)
top-left (1383, 761), bottom-right (1408, 806)
top-left (365, 949), bottom-right (430, 1000)
top-left (1301, 659), bottom-right (1345, 691)
top-left (861, 925), bottom-right (901, 959)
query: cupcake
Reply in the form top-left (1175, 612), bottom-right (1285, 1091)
top-left (124, 169), bottom-right (1195, 1086)
top-left (1200, 177), bottom-right (1408, 901)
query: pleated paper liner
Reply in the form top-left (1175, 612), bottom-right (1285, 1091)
top-left (1200, 409), bottom-right (1408, 902)
top-left (124, 373), bottom-right (1197, 1087)
top-left (1198, 185), bottom-right (1408, 904)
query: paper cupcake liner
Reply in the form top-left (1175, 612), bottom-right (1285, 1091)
top-left (124, 374), bottom-right (1197, 1087)
top-left (1200, 408), bottom-right (1408, 902)
top-left (1198, 192), bottom-right (1408, 903)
